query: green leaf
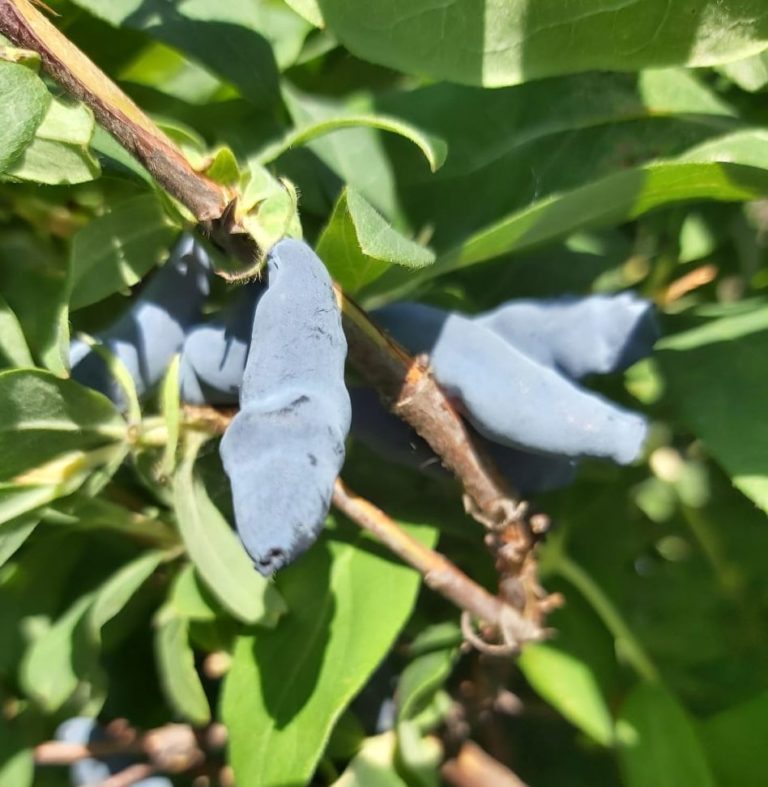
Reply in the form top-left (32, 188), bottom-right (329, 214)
top-left (334, 733), bottom-right (407, 787)
top-left (4, 97), bottom-right (100, 185)
top-left (0, 713), bottom-right (34, 787)
top-left (235, 163), bottom-right (302, 270)
top-left (281, 86), bottom-right (405, 222)
top-left (0, 483), bottom-right (78, 528)
top-left (395, 720), bottom-right (442, 787)
top-left (68, 194), bottom-right (180, 311)
top-left (285, 0), bottom-right (325, 29)
top-left (173, 434), bottom-right (286, 626)
top-left (155, 611), bottom-right (211, 725)
top-left (0, 530), bottom-right (83, 678)
top-left (0, 232), bottom-right (70, 374)
top-left (0, 293), bottom-right (34, 369)
top-left (118, 40), bottom-right (226, 105)
top-left (700, 690), bottom-right (768, 787)
top-left (396, 623), bottom-right (459, 723)
top-left (0, 516), bottom-right (38, 569)
top-left (159, 354), bottom-right (181, 479)
top-left (371, 129), bottom-right (768, 299)
top-left (616, 683), bottom-right (716, 787)
top-left (73, 333), bottom-right (141, 424)
top-left (318, 0), bottom-right (768, 87)
top-left (259, 112), bottom-right (447, 174)
top-left (717, 50), bottom-right (768, 91)
top-left (0, 60), bottom-right (50, 172)
top-left (465, 129), bottom-right (768, 263)
top-left (518, 643), bottom-right (614, 746)
top-left (169, 563), bottom-right (220, 622)
top-left (0, 370), bottom-right (126, 481)
top-left (352, 69), bottom-right (760, 297)
top-left (0, 368), bottom-right (127, 524)
top-left (657, 302), bottom-right (768, 512)
top-left (47, 495), bottom-right (177, 545)
top-left (317, 188), bottom-right (434, 293)
top-left (89, 549), bottom-right (166, 631)
top-left (20, 550), bottom-right (165, 712)
top-left (205, 146), bottom-right (241, 186)
top-left (222, 517), bottom-right (438, 787)
top-left (69, 0), bottom-right (290, 104)
top-left (20, 592), bottom-right (94, 711)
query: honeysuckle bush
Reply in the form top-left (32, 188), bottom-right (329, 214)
top-left (1, 1), bottom-right (768, 785)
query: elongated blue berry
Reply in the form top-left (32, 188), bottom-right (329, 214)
top-left (179, 282), bottom-right (264, 405)
top-left (477, 293), bottom-right (658, 380)
top-left (220, 239), bottom-right (351, 575)
top-left (70, 234), bottom-right (211, 407)
top-left (374, 301), bottom-right (648, 464)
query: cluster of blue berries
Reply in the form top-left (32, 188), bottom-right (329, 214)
top-left (70, 235), bottom-right (656, 575)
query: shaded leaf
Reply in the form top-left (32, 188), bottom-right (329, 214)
top-left (0, 713), bottom-right (33, 787)
top-left (0, 370), bottom-right (126, 480)
top-left (700, 690), bottom-right (768, 787)
top-left (4, 97), bottom-right (100, 185)
top-left (155, 611), bottom-right (211, 725)
top-left (518, 643), bottom-right (614, 746)
top-left (657, 301), bottom-right (768, 512)
top-left (260, 112), bottom-right (447, 173)
top-left (0, 60), bottom-right (49, 172)
top-left (616, 683), bottom-right (716, 787)
top-left (0, 516), bottom-right (38, 569)
top-left (169, 563), bottom-right (220, 622)
top-left (282, 86), bottom-right (405, 222)
top-left (0, 230), bottom-right (70, 374)
top-left (0, 293), bottom-right (34, 369)
top-left (222, 517), bottom-right (437, 787)
top-left (396, 623), bottom-right (459, 723)
top-left (334, 733), bottom-right (407, 787)
top-left (173, 435), bottom-right (286, 626)
top-left (20, 550), bottom-right (164, 712)
top-left (68, 0), bottom-right (289, 104)
top-left (371, 129), bottom-right (768, 299)
top-left (68, 194), bottom-right (180, 311)
top-left (20, 593), bottom-right (95, 712)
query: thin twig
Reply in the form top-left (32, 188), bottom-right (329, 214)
top-left (34, 740), bottom-right (143, 765)
top-left (35, 723), bottom-right (209, 767)
top-left (332, 478), bottom-right (543, 651)
top-left (176, 405), bottom-right (543, 648)
top-left (441, 740), bottom-right (529, 787)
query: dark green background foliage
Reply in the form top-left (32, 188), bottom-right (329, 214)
top-left (1, 1), bottom-right (768, 785)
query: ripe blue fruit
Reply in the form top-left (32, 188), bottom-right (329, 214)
top-left (179, 281), bottom-right (264, 405)
top-left (69, 234), bottom-right (211, 408)
top-left (373, 300), bottom-right (650, 464)
top-left (220, 239), bottom-right (351, 575)
top-left (476, 292), bottom-right (658, 380)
